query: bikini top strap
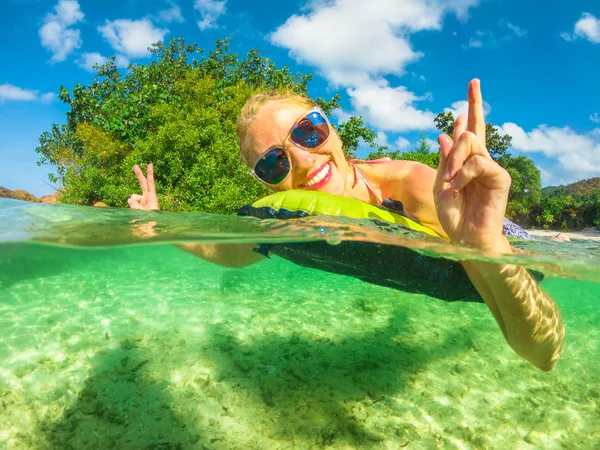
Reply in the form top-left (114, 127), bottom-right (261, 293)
top-left (348, 157), bottom-right (391, 205)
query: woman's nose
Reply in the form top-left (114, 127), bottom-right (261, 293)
top-left (287, 146), bottom-right (315, 173)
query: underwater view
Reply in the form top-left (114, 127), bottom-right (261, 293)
top-left (1, 199), bottom-right (599, 449)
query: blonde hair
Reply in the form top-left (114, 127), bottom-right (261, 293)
top-left (237, 90), bottom-right (316, 164)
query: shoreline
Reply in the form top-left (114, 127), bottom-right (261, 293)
top-left (526, 227), bottom-right (600, 242)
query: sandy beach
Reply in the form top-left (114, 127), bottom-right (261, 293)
top-left (526, 227), bottom-right (600, 242)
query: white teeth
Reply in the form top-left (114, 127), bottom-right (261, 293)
top-left (303, 163), bottom-right (330, 187)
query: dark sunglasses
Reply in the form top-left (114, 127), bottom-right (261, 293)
top-left (250, 108), bottom-right (331, 185)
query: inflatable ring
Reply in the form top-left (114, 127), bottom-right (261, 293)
top-left (239, 190), bottom-right (484, 302)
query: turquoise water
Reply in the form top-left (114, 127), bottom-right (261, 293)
top-left (1, 199), bottom-right (599, 449)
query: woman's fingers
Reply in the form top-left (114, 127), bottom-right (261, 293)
top-left (128, 196), bottom-right (145, 209)
top-left (453, 114), bottom-right (467, 143)
top-left (443, 127), bottom-right (497, 183)
top-left (467, 79), bottom-right (487, 149)
top-left (444, 132), bottom-right (477, 182)
top-left (129, 163), bottom-right (160, 210)
top-left (436, 134), bottom-right (451, 188)
top-left (146, 163), bottom-right (156, 196)
top-left (133, 164), bottom-right (148, 194)
top-left (450, 154), bottom-right (511, 191)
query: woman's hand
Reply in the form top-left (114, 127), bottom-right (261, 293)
top-left (128, 163), bottom-right (160, 211)
top-left (434, 79), bottom-right (511, 251)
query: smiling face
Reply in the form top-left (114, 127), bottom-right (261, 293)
top-left (243, 100), bottom-right (350, 195)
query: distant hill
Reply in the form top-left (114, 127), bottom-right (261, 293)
top-left (542, 177), bottom-right (600, 198)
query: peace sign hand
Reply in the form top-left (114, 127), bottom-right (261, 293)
top-left (128, 163), bottom-right (160, 211)
top-left (434, 79), bottom-right (511, 252)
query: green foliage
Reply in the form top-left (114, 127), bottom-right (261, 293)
top-left (37, 38), bottom-right (319, 213)
top-left (503, 155), bottom-right (542, 204)
top-left (336, 116), bottom-right (387, 159)
top-left (36, 36), bottom-right (598, 230)
top-left (315, 94), bottom-right (341, 116)
top-left (413, 133), bottom-right (432, 155)
top-left (433, 111), bottom-right (543, 212)
top-left (536, 210), bottom-right (555, 230)
top-left (365, 134), bottom-right (437, 165)
top-left (434, 111), bottom-right (512, 161)
top-left (393, 134), bottom-right (439, 168)
top-left (397, 150), bottom-right (439, 169)
top-left (542, 177), bottom-right (600, 198)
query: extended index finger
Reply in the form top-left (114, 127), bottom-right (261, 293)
top-left (467, 79), bottom-right (487, 148)
top-left (133, 164), bottom-right (148, 194)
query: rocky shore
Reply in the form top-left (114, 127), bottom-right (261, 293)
top-left (0, 186), bottom-right (62, 204)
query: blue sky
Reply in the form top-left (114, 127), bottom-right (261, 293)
top-left (1, 0), bottom-right (599, 197)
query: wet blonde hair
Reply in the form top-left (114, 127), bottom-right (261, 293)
top-left (236, 90), bottom-right (316, 165)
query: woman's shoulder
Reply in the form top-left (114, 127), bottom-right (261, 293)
top-left (364, 159), bottom-right (436, 183)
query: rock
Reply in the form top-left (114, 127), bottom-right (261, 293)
top-left (548, 232), bottom-right (571, 242)
top-left (0, 186), bottom-right (40, 202)
top-left (13, 189), bottom-right (40, 202)
top-left (93, 201), bottom-right (109, 207)
top-left (40, 191), bottom-right (63, 204)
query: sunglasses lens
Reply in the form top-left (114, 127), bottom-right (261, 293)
top-left (290, 111), bottom-right (329, 148)
top-left (254, 147), bottom-right (290, 185)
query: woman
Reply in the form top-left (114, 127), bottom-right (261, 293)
top-left (129, 79), bottom-right (564, 371)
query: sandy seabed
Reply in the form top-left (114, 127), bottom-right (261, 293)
top-left (0, 244), bottom-right (598, 449)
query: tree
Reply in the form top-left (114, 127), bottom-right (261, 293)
top-left (36, 38), bottom-right (323, 214)
top-left (335, 116), bottom-right (388, 159)
top-left (433, 110), bottom-right (541, 205)
top-left (434, 111), bottom-right (512, 161)
top-left (503, 155), bottom-right (542, 204)
top-left (413, 133), bottom-right (432, 155)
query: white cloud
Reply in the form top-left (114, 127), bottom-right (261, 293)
top-left (39, 0), bottom-right (84, 63)
top-left (574, 13), bottom-right (600, 43)
top-left (194, 0), bottom-right (226, 30)
top-left (462, 30), bottom-right (495, 49)
top-left (499, 123), bottom-right (600, 184)
top-left (463, 38), bottom-right (483, 48)
top-left (40, 92), bottom-right (56, 103)
top-left (426, 138), bottom-right (439, 152)
top-left (500, 19), bottom-right (527, 37)
top-left (444, 100), bottom-right (491, 119)
top-left (560, 32), bottom-right (575, 42)
top-left (506, 22), bottom-right (526, 37)
top-left (115, 54), bottom-right (130, 67)
top-left (0, 84), bottom-right (38, 101)
top-left (348, 82), bottom-right (436, 132)
top-left (98, 19), bottom-right (168, 58)
top-left (395, 137), bottom-right (411, 150)
top-left (271, 0), bottom-right (454, 85)
top-left (77, 52), bottom-right (129, 72)
top-left (375, 131), bottom-right (389, 147)
top-left (332, 108), bottom-right (353, 124)
top-left (77, 52), bottom-right (108, 71)
top-left (270, 0), bottom-right (479, 133)
top-left (158, 2), bottom-right (185, 23)
top-left (463, 20), bottom-right (525, 50)
top-left (562, 13), bottom-right (600, 44)
top-left (591, 113), bottom-right (600, 124)
top-left (0, 83), bottom-right (54, 103)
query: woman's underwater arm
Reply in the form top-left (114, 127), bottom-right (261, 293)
top-left (401, 160), bottom-right (565, 371)
top-left (398, 80), bottom-right (565, 371)
top-left (430, 80), bottom-right (565, 371)
top-left (127, 164), bottom-right (265, 269)
top-left (175, 243), bottom-right (265, 268)
top-left (460, 241), bottom-right (565, 371)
